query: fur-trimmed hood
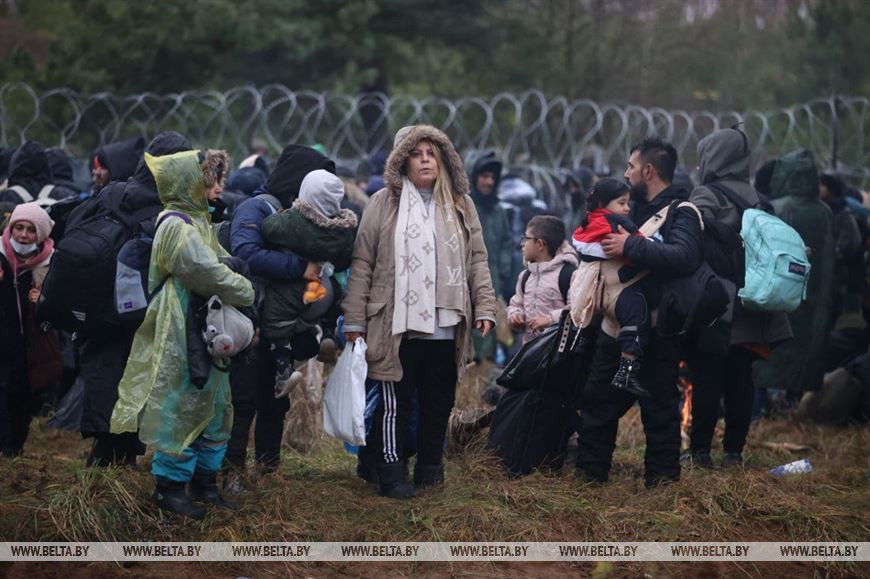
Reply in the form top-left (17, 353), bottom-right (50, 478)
top-left (384, 125), bottom-right (470, 199)
top-left (201, 149), bottom-right (229, 190)
top-left (291, 198), bottom-right (358, 230)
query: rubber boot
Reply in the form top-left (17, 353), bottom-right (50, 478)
top-left (376, 462), bottom-right (415, 500)
top-left (153, 477), bottom-right (206, 520)
top-left (413, 463), bottom-right (444, 489)
top-left (611, 356), bottom-right (651, 398)
top-left (189, 468), bottom-right (233, 509)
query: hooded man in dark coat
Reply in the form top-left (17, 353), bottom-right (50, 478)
top-left (76, 131), bottom-right (194, 467)
top-left (820, 173), bottom-right (863, 317)
top-left (467, 151), bottom-right (511, 362)
top-left (683, 128), bottom-right (792, 468)
top-left (576, 138), bottom-right (702, 487)
top-left (754, 149), bottom-right (835, 397)
top-left (89, 136), bottom-right (145, 195)
top-left (225, 144), bottom-right (336, 481)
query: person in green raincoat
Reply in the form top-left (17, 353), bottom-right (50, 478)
top-left (111, 149), bottom-right (254, 520)
top-left (753, 149), bottom-right (835, 399)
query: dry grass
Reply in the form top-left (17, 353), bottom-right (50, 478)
top-left (0, 365), bottom-right (868, 577)
top-left (1, 411), bottom-right (867, 577)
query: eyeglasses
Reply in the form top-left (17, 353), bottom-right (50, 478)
top-left (520, 236), bottom-right (540, 244)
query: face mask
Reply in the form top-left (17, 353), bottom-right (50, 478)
top-left (10, 238), bottom-right (38, 255)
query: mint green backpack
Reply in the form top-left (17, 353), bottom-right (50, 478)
top-left (738, 208), bottom-right (810, 312)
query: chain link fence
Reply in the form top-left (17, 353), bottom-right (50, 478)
top-left (2, 83), bottom-right (867, 209)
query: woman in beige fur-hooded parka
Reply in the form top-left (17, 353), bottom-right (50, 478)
top-left (343, 125), bottom-right (497, 499)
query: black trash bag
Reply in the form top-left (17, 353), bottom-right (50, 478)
top-left (496, 311), bottom-right (579, 391)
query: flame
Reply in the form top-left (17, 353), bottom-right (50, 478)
top-left (679, 360), bottom-right (693, 431)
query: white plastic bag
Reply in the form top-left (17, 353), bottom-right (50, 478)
top-left (323, 337), bottom-right (367, 446)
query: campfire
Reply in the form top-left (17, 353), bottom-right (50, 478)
top-left (678, 361), bottom-right (693, 448)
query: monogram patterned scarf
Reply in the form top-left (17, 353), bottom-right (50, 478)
top-left (392, 177), bottom-right (466, 335)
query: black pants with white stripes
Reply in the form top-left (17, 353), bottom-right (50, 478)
top-left (370, 338), bottom-right (458, 466)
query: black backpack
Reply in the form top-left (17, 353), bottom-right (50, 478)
top-left (521, 262), bottom-right (575, 303)
top-left (37, 211), bottom-right (135, 336)
top-left (699, 181), bottom-right (775, 286)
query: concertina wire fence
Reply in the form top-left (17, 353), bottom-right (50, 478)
top-left (1, 83), bottom-right (867, 213)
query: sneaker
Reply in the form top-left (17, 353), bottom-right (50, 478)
top-left (611, 356), bottom-right (651, 398)
top-left (721, 452), bottom-right (744, 468)
top-left (274, 368), bottom-right (303, 398)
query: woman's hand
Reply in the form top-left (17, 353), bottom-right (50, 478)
top-left (0, 267), bottom-right (4, 282)
top-left (475, 319), bottom-right (494, 337)
top-left (345, 331), bottom-right (366, 344)
top-left (28, 286), bottom-right (41, 304)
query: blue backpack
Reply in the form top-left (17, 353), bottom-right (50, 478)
top-left (705, 183), bottom-right (810, 313)
top-left (114, 211), bottom-right (191, 327)
top-left (738, 208), bottom-right (810, 312)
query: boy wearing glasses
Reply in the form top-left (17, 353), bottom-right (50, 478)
top-left (507, 215), bottom-right (578, 345)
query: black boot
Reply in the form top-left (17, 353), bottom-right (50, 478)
top-left (189, 468), bottom-right (233, 509)
top-left (413, 463), bottom-right (444, 489)
top-left (153, 477), bottom-right (205, 520)
top-left (376, 462), bottom-right (415, 500)
top-left (86, 436), bottom-right (115, 468)
top-left (611, 356), bottom-right (651, 398)
top-left (356, 448), bottom-right (378, 484)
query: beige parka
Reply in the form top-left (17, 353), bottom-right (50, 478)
top-left (342, 126), bottom-right (497, 382)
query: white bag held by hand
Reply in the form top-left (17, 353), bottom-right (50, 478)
top-left (323, 337), bottom-right (367, 446)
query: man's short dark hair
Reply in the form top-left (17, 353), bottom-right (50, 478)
top-left (527, 215), bottom-right (566, 257)
top-left (630, 137), bottom-right (677, 183)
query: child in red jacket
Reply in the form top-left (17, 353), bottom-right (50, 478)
top-left (571, 178), bottom-right (656, 398)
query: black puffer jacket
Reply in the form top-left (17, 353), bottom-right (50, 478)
top-left (624, 185), bottom-right (702, 279)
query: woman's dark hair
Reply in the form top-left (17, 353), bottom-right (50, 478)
top-left (581, 178), bottom-right (630, 227)
top-left (527, 215), bottom-right (566, 257)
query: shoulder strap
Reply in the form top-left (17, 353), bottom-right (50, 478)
top-left (674, 201), bottom-right (704, 231)
top-left (522, 264), bottom-right (575, 303)
top-left (705, 182), bottom-right (752, 213)
top-left (155, 211), bottom-right (192, 232)
top-left (37, 184), bottom-right (55, 199)
top-left (638, 203), bottom-right (673, 237)
top-left (558, 263), bottom-right (576, 302)
top-left (7, 185), bottom-right (33, 203)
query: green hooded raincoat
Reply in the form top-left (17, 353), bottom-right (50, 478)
top-left (753, 149), bottom-right (834, 393)
top-left (110, 150), bottom-right (255, 455)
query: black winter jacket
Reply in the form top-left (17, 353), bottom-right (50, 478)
top-left (624, 185), bottom-right (702, 280)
